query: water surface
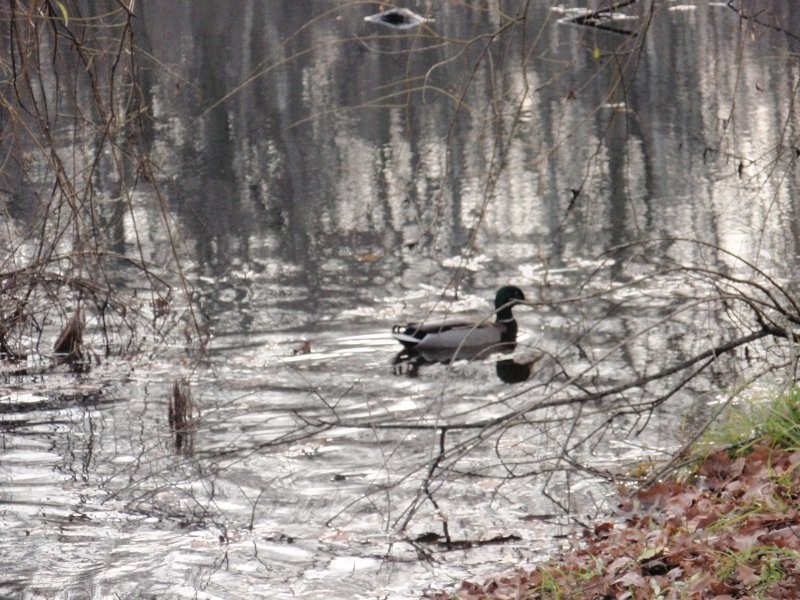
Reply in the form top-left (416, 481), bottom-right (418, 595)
top-left (3, 1), bottom-right (800, 598)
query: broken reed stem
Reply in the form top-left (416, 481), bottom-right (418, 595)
top-left (169, 378), bottom-right (197, 454)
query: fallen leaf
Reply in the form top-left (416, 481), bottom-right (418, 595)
top-left (614, 570), bottom-right (647, 589)
top-left (354, 252), bottom-right (382, 262)
top-left (735, 563), bottom-right (760, 586)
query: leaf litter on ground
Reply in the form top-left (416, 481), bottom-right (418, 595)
top-left (426, 441), bottom-right (800, 599)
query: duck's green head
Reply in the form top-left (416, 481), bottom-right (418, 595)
top-left (495, 285), bottom-right (525, 319)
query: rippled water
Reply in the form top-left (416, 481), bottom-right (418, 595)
top-left (4, 1), bottom-right (800, 598)
top-left (1, 253), bottom-right (756, 598)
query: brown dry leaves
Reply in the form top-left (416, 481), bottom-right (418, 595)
top-left (427, 443), bottom-right (800, 599)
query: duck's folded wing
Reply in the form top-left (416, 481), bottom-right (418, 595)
top-left (392, 318), bottom-right (504, 349)
top-left (392, 317), bottom-right (470, 346)
top-left (392, 318), bottom-right (459, 347)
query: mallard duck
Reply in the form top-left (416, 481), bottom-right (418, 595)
top-left (391, 286), bottom-right (525, 353)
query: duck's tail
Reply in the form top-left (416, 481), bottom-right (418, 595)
top-left (391, 324), bottom-right (421, 348)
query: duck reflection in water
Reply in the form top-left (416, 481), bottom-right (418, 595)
top-left (391, 286), bottom-right (537, 382)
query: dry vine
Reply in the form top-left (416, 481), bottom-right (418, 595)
top-left (0, 1), bottom-right (205, 374)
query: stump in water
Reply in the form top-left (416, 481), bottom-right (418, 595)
top-left (169, 378), bottom-right (197, 454)
top-left (53, 309), bottom-right (87, 372)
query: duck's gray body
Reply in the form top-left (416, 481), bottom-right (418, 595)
top-left (391, 286), bottom-right (525, 353)
top-left (392, 317), bottom-right (517, 350)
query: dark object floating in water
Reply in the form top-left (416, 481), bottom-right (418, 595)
top-left (560, 0), bottom-right (637, 37)
top-left (364, 7), bottom-right (434, 29)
